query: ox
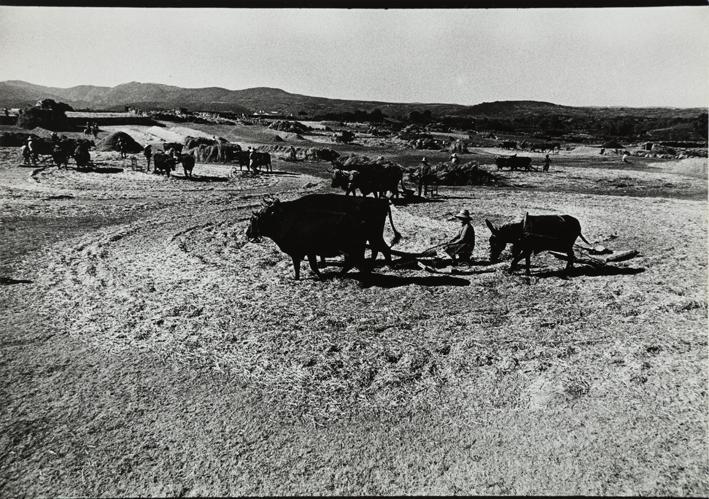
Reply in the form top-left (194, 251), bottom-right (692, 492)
top-left (236, 151), bottom-right (272, 173)
top-left (291, 193), bottom-right (400, 264)
top-left (176, 153), bottom-right (196, 178)
top-left (485, 214), bottom-right (591, 275)
top-left (331, 163), bottom-right (404, 198)
top-left (246, 197), bottom-right (370, 280)
top-left (153, 152), bottom-right (177, 177)
top-left (500, 140), bottom-right (517, 150)
top-left (495, 155), bottom-right (533, 171)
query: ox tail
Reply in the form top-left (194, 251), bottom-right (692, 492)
top-left (387, 203), bottom-right (402, 246)
top-left (578, 232), bottom-right (591, 245)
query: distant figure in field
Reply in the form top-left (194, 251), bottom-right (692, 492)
top-left (26, 138), bottom-right (37, 165)
top-left (418, 156), bottom-right (431, 197)
top-left (600, 147), bottom-right (605, 155)
top-left (444, 209), bottom-right (475, 265)
top-left (543, 154), bottom-right (551, 172)
top-left (289, 145), bottom-right (296, 161)
top-left (248, 147), bottom-right (256, 173)
top-left (144, 144), bottom-right (152, 170)
top-left (117, 137), bottom-right (127, 159)
top-left (622, 153), bottom-right (630, 164)
top-left (92, 123), bottom-right (99, 139)
top-left (450, 152), bottom-right (459, 165)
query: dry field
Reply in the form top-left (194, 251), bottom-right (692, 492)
top-left (0, 130), bottom-right (707, 495)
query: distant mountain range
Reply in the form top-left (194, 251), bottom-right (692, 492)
top-left (2, 80), bottom-right (704, 121)
top-left (1, 80), bottom-right (706, 142)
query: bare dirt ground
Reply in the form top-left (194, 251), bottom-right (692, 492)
top-left (0, 131), bottom-right (707, 496)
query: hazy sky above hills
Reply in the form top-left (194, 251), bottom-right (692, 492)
top-left (0, 7), bottom-right (707, 108)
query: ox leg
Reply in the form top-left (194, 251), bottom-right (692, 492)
top-left (291, 255), bottom-right (301, 280)
top-left (307, 254), bottom-right (322, 279)
top-left (565, 248), bottom-right (575, 271)
top-left (525, 252), bottom-right (532, 276)
top-left (509, 249), bottom-right (523, 273)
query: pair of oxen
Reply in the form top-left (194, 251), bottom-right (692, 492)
top-left (247, 193), bottom-right (590, 280)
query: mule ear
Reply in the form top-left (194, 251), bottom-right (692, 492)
top-left (485, 219), bottom-right (498, 234)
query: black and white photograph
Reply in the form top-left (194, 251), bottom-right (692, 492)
top-left (0, 4), bottom-right (707, 496)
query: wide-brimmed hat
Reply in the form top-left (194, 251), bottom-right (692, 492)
top-left (454, 209), bottom-right (472, 221)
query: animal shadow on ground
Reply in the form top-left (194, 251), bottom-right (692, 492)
top-left (261, 170), bottom-right (298, 177)
top-left (355, 272), bottom-right (470, 288)
top-left (530, 264), bottom-right (646, 279)
top-left (308, 263), bottom-right (469, 287)
top-left (82, 165), bottom-right (123, 174)
top-left (172, 174), bottom-right (228, 183)
top-left (0, 277), bottom-right (33, 285)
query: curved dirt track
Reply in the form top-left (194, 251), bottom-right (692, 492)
top-left (1, 149), bottom-right (707, 495)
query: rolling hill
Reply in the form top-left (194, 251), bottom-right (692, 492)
top-left (0, 80), bottom-right (705, 140)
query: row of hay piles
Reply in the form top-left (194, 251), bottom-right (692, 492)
top-left (183, 135), bottom-right (227, 149)
top-left (267, 120), bottom-right (311, 134)
top-left (96, 131), bottom-right (143, 153)
top-left (408, 161), bottom-right (501, 186)
top-left (186, 142), bottom-right (242, 163)
top-left (256, 144), bottom-right (340, 162)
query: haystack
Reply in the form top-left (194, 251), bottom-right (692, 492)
top-left (268, 120), bottom-right (311, 134)
top-left (334, 154), bottom-right (401, 172)
top-left (409, 161), bottom-right (500, 186)
top-left (97, 132), bottom-right (142, 153)
top-left (184, 136), bottom-right (226, 149)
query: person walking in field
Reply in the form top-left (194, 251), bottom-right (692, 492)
top-left (622, 153), bottom-right (630, 164)
top-left (443, 209), bottom-right (475, 266)
top-left (543, 154), bottom-right (551, 172)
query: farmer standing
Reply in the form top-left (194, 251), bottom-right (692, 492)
top-left (418, 156), bottom-right (431, 197)
top-left (543, 154), bottom-right (551, 172)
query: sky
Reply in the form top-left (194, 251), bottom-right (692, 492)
top-left (0, 7), bottom-right (707, 108)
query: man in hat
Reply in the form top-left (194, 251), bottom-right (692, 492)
top-left (418, 156), bottom-right (431, 197)
top-left (443, 208), bottom-right (475, 265)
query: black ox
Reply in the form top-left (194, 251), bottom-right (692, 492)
top-left (236, 151), bottom-right (272, 172)
top-left (246, 194), bottom-right (401, 280)
top-left (485, 214), bottom-right (591, 275)
top-left (495, 155), bottom-right (533, 171)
